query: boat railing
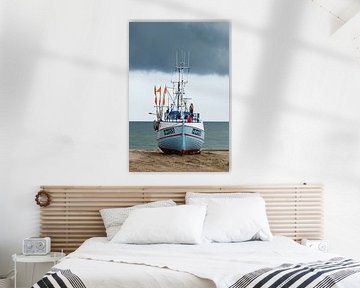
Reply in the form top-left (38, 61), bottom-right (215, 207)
top-left (163, 112), bottom-right (201, 123)
top-left (191, 113), bottom-right (201, 122)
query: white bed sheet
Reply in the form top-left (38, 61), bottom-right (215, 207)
top-left (54, 236), bottom-right (360, 288)
top-left (55, 258), bottom-right (214, 288)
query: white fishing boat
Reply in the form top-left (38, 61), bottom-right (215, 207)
top-left (152, 52), bottom-right (205, 155)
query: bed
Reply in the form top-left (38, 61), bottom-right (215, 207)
top-left (33, 185), bottom-right (360, 288)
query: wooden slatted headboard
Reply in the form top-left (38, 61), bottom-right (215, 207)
top-left (39, 184), bottom-right (323, 253)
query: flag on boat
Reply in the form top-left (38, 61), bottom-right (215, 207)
top-left (162, 85), bottom-right (167, 106)
top-left (154, 86), bottom-right (162, 105)
top-left (154, 86), bottom-right (158, 105)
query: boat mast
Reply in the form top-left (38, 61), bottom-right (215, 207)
top-left (173, 51), bottom-right (189, 113)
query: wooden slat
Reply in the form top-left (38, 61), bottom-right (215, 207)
top-left (39, 184), bottom-right (323, 253)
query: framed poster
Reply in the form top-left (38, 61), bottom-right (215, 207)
top-left (129, 21), bottom-right (229, 172)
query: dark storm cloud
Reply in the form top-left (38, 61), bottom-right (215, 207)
top-left (129, 22), bottom-right (229, 75)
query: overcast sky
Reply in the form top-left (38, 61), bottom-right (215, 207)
top-left (129, 21), bottom-right (229, 121)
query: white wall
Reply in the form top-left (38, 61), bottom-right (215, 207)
top-left (1, 0), bottom-right (360, 285)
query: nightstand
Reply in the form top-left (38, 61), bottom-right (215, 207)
top-left (301, 239), bottom-right (328, 252)
top-left (12, 252), bottom-right (65, 288)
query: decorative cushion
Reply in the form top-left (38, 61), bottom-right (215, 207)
top-left (100, 200), bottom-right (176, 240)
top-left (111, 205), bottom-right (207, 244)
top-left (201, 197), bottom-right (272, 243)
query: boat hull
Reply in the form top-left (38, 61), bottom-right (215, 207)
top-left (156, 122), bottom-right (205, 154)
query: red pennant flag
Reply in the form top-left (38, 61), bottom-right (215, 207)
top-left (154, 86), bottom-right (158, 105)
top-left (162, 86), bottom-right (167, 106)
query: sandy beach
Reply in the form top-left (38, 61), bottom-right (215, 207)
top-left (129, 150), bottom-right (229, 172)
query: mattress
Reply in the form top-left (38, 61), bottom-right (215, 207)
top-left (34, 236), bottom-right (360, 288)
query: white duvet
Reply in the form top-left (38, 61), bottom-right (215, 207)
top-left (54, 237), bottom-right (360, 288)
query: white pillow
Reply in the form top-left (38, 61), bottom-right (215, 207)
top-left (100, 200), bottom-right (176, 240)
top-left (202, 197), bottom-right (272, 243)
top-left (186, 192), bottom-right (259, 205)
top-left (111, 205), bottom-right (207, 244)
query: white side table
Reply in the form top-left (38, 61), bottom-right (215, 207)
top-left (12, 252), bottom-right (65, 288)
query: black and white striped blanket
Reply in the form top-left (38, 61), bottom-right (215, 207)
top-left (32, 258), bottom-right (360, 288)
top-left (32, 268), bottom-right (86, 288)
top-left (230, 257), bottom-right (360, 288)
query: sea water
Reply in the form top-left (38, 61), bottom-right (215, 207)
top-left (129, 121), bottom-right (229, 150)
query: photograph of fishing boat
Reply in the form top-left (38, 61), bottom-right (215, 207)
top-left (129, 21), bottom-right (229, 172)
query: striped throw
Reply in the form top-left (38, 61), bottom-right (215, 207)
top-left (230, 257), bottom-right (360, 288)
top-left (32, 268), bottom-right (86, 288)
